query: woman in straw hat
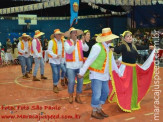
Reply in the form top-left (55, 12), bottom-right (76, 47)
top-left (31, 30), bottom-right (47, 81)
top-left (108, 30), bottom-right (155, 112)
top-left (47, 29), bottom-right (65, 93)
top-left (18, 33), bottom-right (31, 78)
top-left (64, 27), bottom-right (89, 104)
top-left (78, 28), bottom-right (119, 119)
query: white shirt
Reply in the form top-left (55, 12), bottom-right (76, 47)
top-left (64, 39), bottom-right (89, 69)
top-left (18, 40), bottom-right (30, 58)
top-left (32, 38), bottom-right (42, 58)
top-left (48, 38), bottom-right (63, 64)
top-left (79, 42), bottom-right (111, 81)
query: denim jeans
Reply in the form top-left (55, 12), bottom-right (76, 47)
top-left (30, 56), bottom-right (33, 70)
top-left (67, 68), bottom-right (83, 94)
top-left (33, 57), bottom-right (44, 76)
top-left (91, 79), bottom-right (109, 108)
top-left (18, 56), bottom-right (31, 75)
top-left (60, 63), bottom-right (67, 79)
top-left (50, 63), bottom-right (61, 85)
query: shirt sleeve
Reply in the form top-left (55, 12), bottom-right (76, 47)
top-left (82, 40), bottom-right (89, 52)
top-left (18, 41), bottom-right (25, 54)
top-left (79, 44), bottom-right (101, 76)
top-left (114, 44), bottom-right (125, 54)
top-left (47, 40), bottom-right (57, 58)
top-left (32, 39), bottom-right (39, 57)
top-left (64, 41), bottom-right (75, 54)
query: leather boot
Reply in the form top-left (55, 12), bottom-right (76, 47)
top-left (68, 94), bottom-right (73, 104)
top-left (41, 75), bottom-right (47, 79)
top-left (91, 110), bottom-right (104, 119)
top-left (64, 77), bottom-right (68, 86)
top-left (22, 75), bottom-right (27, 79)
top-left (25, 73), bottom-right (30, 78)
top-left (29, 69), bottom-right (32, 74)
top-left (75, 94), bottom-right (82, 104)
top-left (97, 109), bottom-right (109, 118)
top-left (33, 76), bottom-right (40, 81)
top-left (61, 79), bottom-right (65, 86)
top-left (53, 85), bottom-right (59, 93)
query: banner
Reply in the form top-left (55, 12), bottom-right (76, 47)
top-left (70, 0), bottom-right (79, 26)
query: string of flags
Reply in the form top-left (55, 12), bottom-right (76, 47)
top-left (88, 2), bottom-right (130, 15)
top-left (0, 0), bottom-right (70, 15)
top-left (1, 14), bottom-right (119, 21)
top-left (82, 0), bottom-right (163, 6)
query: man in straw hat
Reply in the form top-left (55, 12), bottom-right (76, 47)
top-left (48, 29), bottom-right (65, 93)
top-left (31, 30), bottom-right (47, 81)
top-left (78, 28), bottom-right (119, 119)
top-left (64, 27), bottom-right (89, 104)
top-left (18, 33), bottom-right (32, 78)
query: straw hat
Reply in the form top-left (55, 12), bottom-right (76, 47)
top-left (51, 29), bottom-right (64, 39)
top-left (64, 27), bottom-right (83, 37)
top-left (96, 28), bottom-right (119, 42)
top-left (19, 33), bottom-right (30, 40)
top-left (34, 30), bottom-right (45, 38)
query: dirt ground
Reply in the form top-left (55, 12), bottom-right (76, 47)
top-left (0, 64), bottom-right (162, 122)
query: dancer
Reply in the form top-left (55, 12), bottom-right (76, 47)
top-left (78, 28), bottom-right (119, 119)
top-left (64, 27), bottom-right (89, 104)
top-left (18, 33), bottom-right (31, 78)
top-left (108, 30), bottom-right (155, 112)
top-left (48, 29), bottom-right (64, 93)
top-left (31, 30), bottom-right (47, 81)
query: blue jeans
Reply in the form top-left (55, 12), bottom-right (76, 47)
top-left (18, 56), bottom-right (31, 75)
top-left (50, 63), bottom-right (61, 85)
top-left (91, 79), bottom-right (109, 108)
top-left (67, 68), bottom-right (83, 94)
top-left (33, 57), bottom-right (44, 76)
top-left (30, 56), bottom-right (33, 70)
top-left (61, 63), bottom-right (67, 79)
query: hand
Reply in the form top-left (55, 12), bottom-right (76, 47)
top-left (116, 60), bottom-right (121, 66)
top-left (109, 48), bottom-right (114, 52)
top-left (56, 55), bottom-right (61, 59)
top-left (149, 45), bottom-right (154, 50)
top-left (77, 74), bottom-right (83, 79)
top-left (38, 57), bottom-right (41, 59)
top-left (82, 36), bottom-right (86, 44)
top-left (74, 41), bottom-right (76, 46)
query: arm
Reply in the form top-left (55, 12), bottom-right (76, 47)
top-left (64, 41), bottom-right (75, 54)
top-left (79, 44), bottom-right (101, 76)
top-left (18, 42), bottom-right (25, 54)
top-left (82, 40), bottom-right (89, 52)
top-left (32, 39), bottom-right (39, 57)
top-left (113, 44), bottom-right (125, 54)
top-left (47, 40), bottom-right (57, 58)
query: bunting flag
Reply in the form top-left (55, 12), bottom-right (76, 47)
top-left (70, 0), bottom-right (79, 26)
top-left (0, 1), bottom-right (69, 15)
top-left (81, 0), bottom-right (163, 5)
top-left (108, 49), bottom-right (155, 112)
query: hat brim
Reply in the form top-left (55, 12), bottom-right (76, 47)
top-left (34, 32), bottom-right (45, 38)
top-left (51, 33), bottom-right (64, 39)
top-left (19, 35), bottom-right (31, 40)
top-left (96, 34), bottom-right (119, 42)
top-left (64, 29), bottom-right (83, 37)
